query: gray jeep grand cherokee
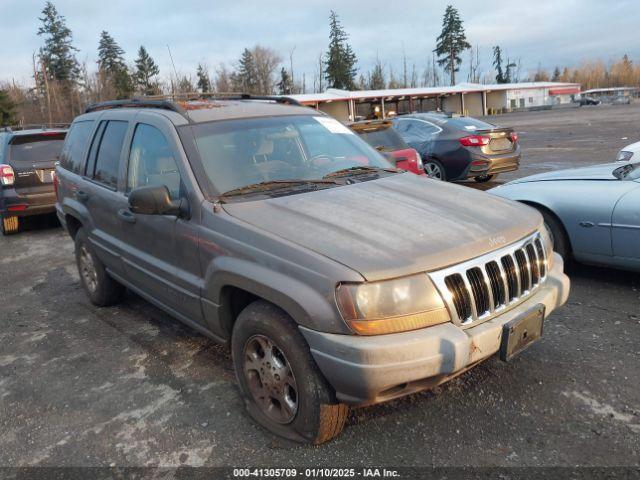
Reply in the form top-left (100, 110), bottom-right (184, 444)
top-left (56, 96), bottom-right (570, 444)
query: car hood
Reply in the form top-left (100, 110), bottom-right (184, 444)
top-left (223, 174), bottom-right (541, 281)
top-left (507, 163), bottom-right (619, 184)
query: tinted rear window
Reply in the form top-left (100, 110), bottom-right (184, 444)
top-left (60, 121), bottom-right (94, 174)
top-left (357, 127), bottom-right (407, 151)
top-left (445, 117), bottom-right (496, 131)
top-left (92, 121), bottom-right (128, 188)
top-left (8, 133), bottom-right (66, 164)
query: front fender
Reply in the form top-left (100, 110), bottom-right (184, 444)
top-left (202, 256), bottom-right (349, 339)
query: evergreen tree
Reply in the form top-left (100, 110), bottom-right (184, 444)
top-left (232, 48), bottom-right (258, 93)
top-left (97, 31), bottom-right (132, 99)
top-left (277, 67), bottom-right (293, 95)
top-left (434, 5), bottom-right (471, 85)
top-left (37, 1), bottom-right (80, 82)
top-left (552, 66), bottom-right (561, 81)
top-left (493, 46), bottom-right (505, 84)
top-left (134, 46), bottom-right (160, 95)
top-left (196, 64), bottom-right (212, 93)
top-left (0, 90), bottom-right (17, 126)
top-left (368, 59), bottom-right (385, 90)
top-left (324, 11), bottom-right (357, 90)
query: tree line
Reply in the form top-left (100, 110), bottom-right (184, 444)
top-left (1, 2), bottom-right (639, 125)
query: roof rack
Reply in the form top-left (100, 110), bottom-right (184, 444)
top-left (84, 93), bottom-right (302, 120)
top-left (1, 123), bottom-right (70, 133)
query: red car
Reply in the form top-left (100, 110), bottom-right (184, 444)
top-left (349, 120), bottom-right (425, 176)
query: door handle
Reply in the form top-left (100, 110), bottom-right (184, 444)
top-left (76, 190), bottom-right (89, 202)
top-left (579, 221), bottom-right (595, 228)
top-left (117, 209), bottom-right (136, 224)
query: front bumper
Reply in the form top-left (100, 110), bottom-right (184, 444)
top-left (300, 253), bottom-right (569, 405)
top-left (1, 187), bottom-right (56, 217)
top-left (467, 149), bottom-right (521, 178)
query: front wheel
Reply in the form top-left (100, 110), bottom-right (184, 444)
top-left (232, 300), bottom-right (348, 444)
top-left (474, 174), bottom-right (496, 183)
top-left (423, 159), bottom-right (446, 181)
top-left (538, 209), bottom-right (569, 261)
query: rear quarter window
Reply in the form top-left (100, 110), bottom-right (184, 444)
top-left (60, 121), bottom-right (94, 174)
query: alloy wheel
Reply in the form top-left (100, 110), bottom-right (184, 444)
top-left (79, 245), bottom-right (98, 293)
top-left (424, 162), bottom-right (443, 179)
top-left (243, 334), bottom-right (298, 424)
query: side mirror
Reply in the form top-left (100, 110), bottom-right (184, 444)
top-left (129, 185), bottom-right (184, 216)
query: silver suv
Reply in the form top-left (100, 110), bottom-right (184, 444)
top-left (55, 96), bottom-right (570, 443)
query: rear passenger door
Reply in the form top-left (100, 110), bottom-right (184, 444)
top-left (119, 116), bottom-right (204, 324)
top-left (81, 117), bottom-right (131, 277)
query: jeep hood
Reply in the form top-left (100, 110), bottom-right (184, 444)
top-left (507, 162), bottom-right (619, 184)
top-left (223, 174), bottom-right (541, 281)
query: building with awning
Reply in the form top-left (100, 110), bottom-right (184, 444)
top-left (288, 82), bottom-right (582, 122)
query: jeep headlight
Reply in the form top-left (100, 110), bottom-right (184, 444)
top-left (335, 274), bottom-right (450, 335)
top-left (540, 224), bottom-right (555, 270)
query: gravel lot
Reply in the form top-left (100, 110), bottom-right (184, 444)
top-left (1, 104), bottom-right (639, 469)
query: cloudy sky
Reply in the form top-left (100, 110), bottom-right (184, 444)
top-left (2, 0), bottom-right (638, 88)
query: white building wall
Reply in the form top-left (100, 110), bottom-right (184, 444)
top-left (505, 88), bottom-right (550, 109)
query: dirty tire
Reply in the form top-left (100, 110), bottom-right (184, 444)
top-left (1, 215), bottom-right (19, 235)
top-left (74, 227), bottom-right (125, 307)
top-left (232, 300), bottom-right (348, 444)
top-left (474, 174), bottom-right (495, 183)
top-left (538, 208), bottom-right (570, 261)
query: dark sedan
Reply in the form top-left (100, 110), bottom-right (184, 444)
top-left (391, 113), bottom-right (520, 182)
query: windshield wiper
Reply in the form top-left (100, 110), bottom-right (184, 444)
top-left (323, 166), bottom-right (399, 179)
top-left (219, 179), bottom-right (339, 199)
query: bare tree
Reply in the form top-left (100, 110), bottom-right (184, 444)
top-left (252, 45), bottom-right (282, 94)
top-left (215, 64), bottom-right (231, 92)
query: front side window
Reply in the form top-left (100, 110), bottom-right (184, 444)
top-left (60, 121), bottom-right (94, 174)
top-left (92, 120), bottom-right (128, 188)
top-left (127, 124), bottom-right (181, 199)
top-left (186, 115), bottom-right (392, 196)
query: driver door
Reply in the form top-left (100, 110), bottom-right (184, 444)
top-left (119, 118), bottom-right (204, 324)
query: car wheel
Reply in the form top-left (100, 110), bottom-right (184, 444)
top-left (1, 215), bottom-right (19, 235)
top-left (75, 227), bottom-right (125, 307)
top-left (474, 174), bottom-right (496, 183)
top-left (424, 159), bottom-right (446, 181)
top-left (538, 209), bottom-right (569, 261)
top-left (232, 300), bottom-right (348, 444)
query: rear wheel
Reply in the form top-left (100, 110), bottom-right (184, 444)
top-left (232, 300), bottom-right (348, 444)
top-left (424, 159), bottom-right (446, 181)
top-left (1, 215), bottom-right (19, 235)
top-left (75, 227), bottom-right (125, 306)
top-left (474, 174), bottom-right (496, 183)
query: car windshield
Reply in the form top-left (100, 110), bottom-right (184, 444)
top-left (613, 162), bottom-right (640, 180)
top-left (188, 115), bottom-right (395, 197)
top-left (9, 133), bottom-right (66, 164)
top-left (356, 126), bottom-right (407, 151)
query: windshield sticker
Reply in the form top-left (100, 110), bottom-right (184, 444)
top-left (314, 116), bottom-right (354, 135)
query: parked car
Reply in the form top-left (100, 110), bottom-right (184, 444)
top-left (616, 139), bottom-right (640, 162)
top-left (0, 125), bottom-right (68, 234)
top-left (348, 119), bottom-right (425, 176)
top-left (392, 113), bottom-right (520, 182)
top-left (578, 96), bottom-right (601, 106)
top-left (490, 162), bottom-right (640, 272)
top-left (56, 96), bottom-right (569, 444)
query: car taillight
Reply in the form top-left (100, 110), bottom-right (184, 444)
top-left (0, 164), bottom-right (15, 186)
top-left (459, 135), bottom-right (490, 147)
top-left (412, 149), bottom-right (423, 170)
top-left (510, 132), bottom-right (519, 143)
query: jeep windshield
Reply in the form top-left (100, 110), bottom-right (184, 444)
top-left (186, 115), bottom-right (398, 200)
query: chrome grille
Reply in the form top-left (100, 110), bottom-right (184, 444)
top-left (429, 233), bottom-right (548, 326)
